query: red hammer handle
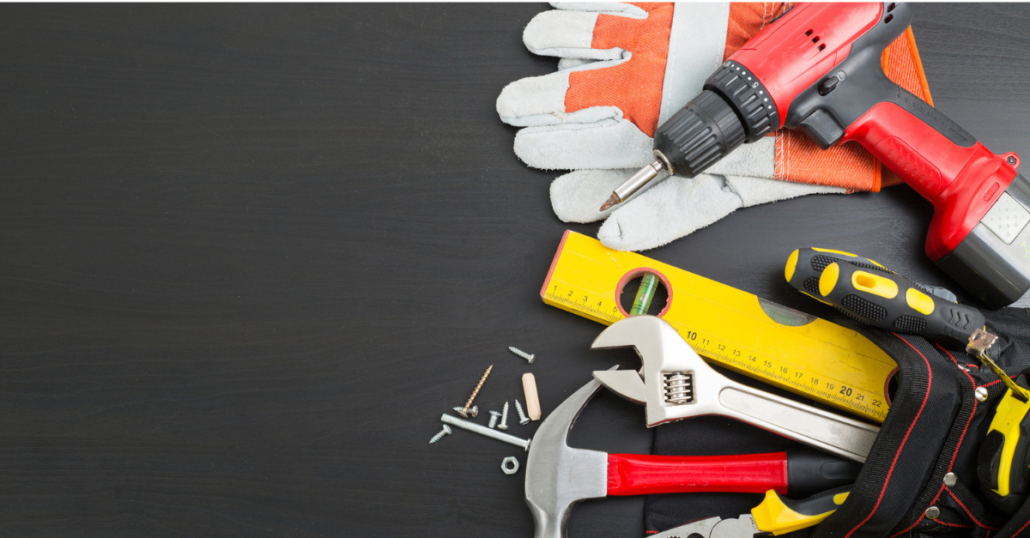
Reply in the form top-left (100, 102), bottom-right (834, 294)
top-left (607, 452), bottom-right (788, 496)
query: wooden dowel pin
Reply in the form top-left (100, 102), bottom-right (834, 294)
top-left (522, 373), bottom-right (541, 421)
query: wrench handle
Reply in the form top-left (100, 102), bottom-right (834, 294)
top-left (607, 452), bottom-right (788, 496)
top-left (719, 386), bottom-right (879, 462)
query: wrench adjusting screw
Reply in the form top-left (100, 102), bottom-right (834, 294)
top-left (459, 365), bottom-right (492, 417)
top-left (428, 424), bottom-right (452, 444)
top-left (515, 399), bottom-right (530, 425)
top-left (498, 401), bottom-right (510, 430)
top-left (663, 371), bottom-right (694, 405)
top-left (489, 410), bottom-right (502, 429)
top-left (509, 346), bottom-right (535, 364)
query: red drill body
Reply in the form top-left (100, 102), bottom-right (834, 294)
top-left (613, 2), bottom-right (1027, 308)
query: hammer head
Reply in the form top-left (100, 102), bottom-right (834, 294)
top-left (524, 375), bottom-right (609, 538)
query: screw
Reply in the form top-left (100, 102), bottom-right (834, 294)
top-left (429, 424), bottom-right (452, 444)
top-left (975, 386), bottom-right (989, 402)
top-left (943, 472), bottom-right (957, 487)
top-left (453, 405), bottom-right (478, 418)
top-left (924, 506), bottom-right (940, 520)
top-left (440, 414), bottom-right (530, 450)
top-left (498, 401), bottom-right (510, 430)
top-left (459, 365), bottom-right (492, 417)
top-left (489, 410), bottom-right (502, 429)
top-left (1009, 156), bottom-right (1017, 165)
top-left (509, 347), bottom-right (535, 364)
top-left (515, 399), bottom-right (530, 425)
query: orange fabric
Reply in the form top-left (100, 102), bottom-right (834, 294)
top-left (565, 3), bottom-right (673, 138)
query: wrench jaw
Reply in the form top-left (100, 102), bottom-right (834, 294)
top-left (591, 316), bottom-right (722, 428)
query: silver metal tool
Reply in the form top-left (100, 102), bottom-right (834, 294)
top-left (489, 410), bottom-right (502, 429)
top-left (652, 515), bottom-right (757, 538)
top-left (600, 158), bottom-right (666, 211)
top-left (440, 414), bottom-right (530, 450)
top-left (591, 316), bottom-right (879, 462)
top-left (525, 376), bottom-right (609, 538)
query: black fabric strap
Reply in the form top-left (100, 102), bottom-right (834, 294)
top-left (812, 332), bottom-right (961, 538)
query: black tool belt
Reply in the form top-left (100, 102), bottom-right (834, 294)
top-left (645, 308), bottom-right (1030, 538)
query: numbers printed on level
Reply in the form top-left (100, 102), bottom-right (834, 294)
top-left (541, 232), bottom-right (896, 423)
top-left (690, 327), bottom-right (886, 419)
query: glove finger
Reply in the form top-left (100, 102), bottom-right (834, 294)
top-left (497, 55), bottom-right (629, 127)
top-left (558, 58), bottom-right (598, 70)
top-left (724, 175), bottom-right (846, 207)
top-left (550, 2), bottom-right (649, 18)
top-left (524, 10), bottom-right (624, 60)
top-left (550, 169), bottom-right (647, 223)
top-left (513, 118), bottom-right (652, 170)
top-left (598, 175), bottom-right (744, 251)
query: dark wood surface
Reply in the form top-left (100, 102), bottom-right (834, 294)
top-left (1, 4), bottom-right (1028, 537)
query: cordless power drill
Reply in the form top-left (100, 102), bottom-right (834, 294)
top-left (603, 3), bottom-right (1028, 309)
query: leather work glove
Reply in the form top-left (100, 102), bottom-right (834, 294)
top-left (497, 3), bottom-right (934, 251)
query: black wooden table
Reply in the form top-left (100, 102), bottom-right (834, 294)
top-left (1, 4), bottom-right (1028, 537)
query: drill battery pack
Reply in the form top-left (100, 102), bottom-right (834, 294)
top-left (937, 173), bottom-right (1030, 309)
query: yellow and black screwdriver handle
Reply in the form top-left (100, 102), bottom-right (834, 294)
top-left (785, 248), bottom-right (892, 304)
top-left (752, 486), bottom-right (851, 535)
top-left (785, 248), bottom-right (985, 347)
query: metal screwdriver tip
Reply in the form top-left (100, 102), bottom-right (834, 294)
top-left (601, 159), bottom-right (666, 211)
top-left (599, 193), bottom-right (621, 212)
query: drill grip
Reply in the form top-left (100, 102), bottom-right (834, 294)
top-left (843, 102), bottom-right (1020, 260)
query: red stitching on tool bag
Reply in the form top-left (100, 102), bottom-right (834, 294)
top-left (846, 335), bottom-right (932, 538)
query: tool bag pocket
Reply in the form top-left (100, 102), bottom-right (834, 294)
top-left (812, 308), bottom-right (1030, 538)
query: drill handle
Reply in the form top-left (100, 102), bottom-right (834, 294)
top-left (842, 103), bottom-right (1020, 260)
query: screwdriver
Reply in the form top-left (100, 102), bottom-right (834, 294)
top-left (784, 248), bottom-right (1027, 401)
top-left (784, 248), bottom-right (978, 347)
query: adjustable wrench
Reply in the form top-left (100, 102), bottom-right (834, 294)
top-left (591, 316), bottom-right (879, 462)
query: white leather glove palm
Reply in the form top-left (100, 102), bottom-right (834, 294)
top-left (497, 3), bottom-right (845, 251)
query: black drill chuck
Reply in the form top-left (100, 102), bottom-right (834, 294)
top-left (653, 90), bottom-right (745, 177)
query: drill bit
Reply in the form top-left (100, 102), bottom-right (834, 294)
top-left (459, 365), bottom-right (492, 417)
top-left (600, 159), bottom-right (666, 211)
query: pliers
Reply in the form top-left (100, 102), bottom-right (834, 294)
top-left (652, 486), bottom-right (851, 538)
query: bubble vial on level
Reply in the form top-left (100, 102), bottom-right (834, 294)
top-left (630, 272), bottom-right (659, 316)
